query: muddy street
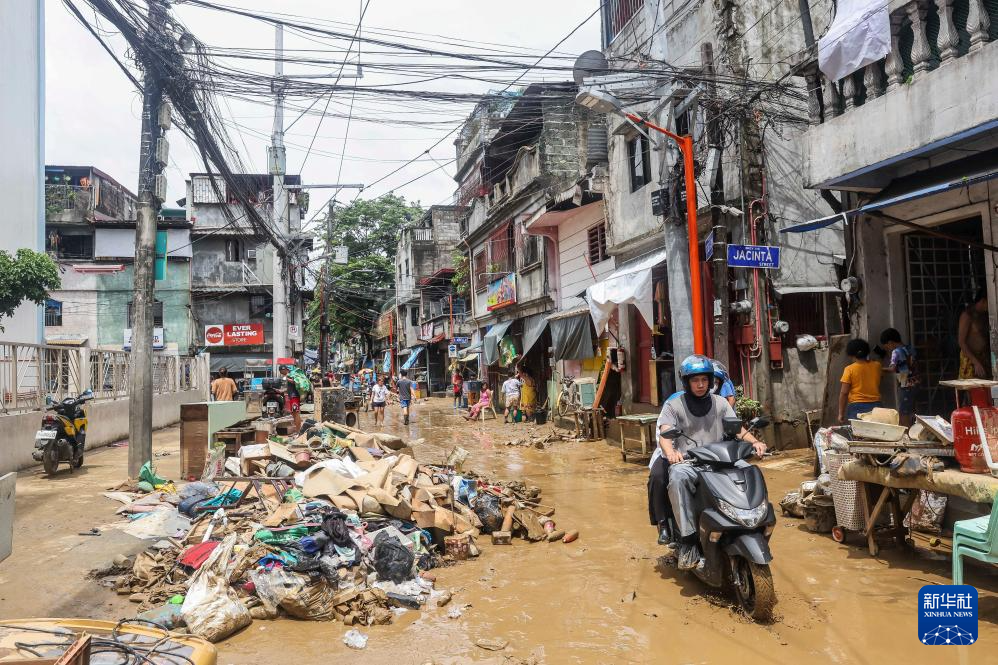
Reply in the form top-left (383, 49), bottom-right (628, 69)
top-left (1, 397), bottom-right (995, 663)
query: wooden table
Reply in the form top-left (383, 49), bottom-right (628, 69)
top-left (617, 414), bottom-right (659, 462)
top-left (839, 460), bottom-right (998, 556)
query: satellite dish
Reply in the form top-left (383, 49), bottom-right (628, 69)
top-left (573, 50), bottom-right (610, 85)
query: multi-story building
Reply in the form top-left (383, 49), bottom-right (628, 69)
top-left (43, 165), bottom-right (194, 353)
top-left (186, 173), bottom-right (310, 378)
top-left (788, 0), bottom-right (998, 417)
top-left (393, 205), bottom-right (467, 393)
top-left (586, 1), bottom-right (846, 443)
top-left (456, 82), bottom-right (608, 400)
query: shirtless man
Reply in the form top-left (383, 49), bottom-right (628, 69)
top-left (958, 289), bottom-right (991, 379)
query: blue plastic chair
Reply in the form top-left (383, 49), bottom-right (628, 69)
top-left (952, 493), bottom-right (998, 585)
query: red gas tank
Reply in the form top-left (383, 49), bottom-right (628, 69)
top-left (951, 405), bottom-right (998, 474)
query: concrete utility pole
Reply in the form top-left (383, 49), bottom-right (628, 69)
top-left (703, 42), bottom-right (729, 366)
top-left (128, 0), bottom-right (167, 479)
top-left (318, 204), bottom-right (335, 370)
top-left (271, 23), bottom-right (289, 375)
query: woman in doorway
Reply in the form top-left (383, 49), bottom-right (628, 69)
top-left (371, 376), bottom-right (389, 427)
top-left (958, 288), bottom-right (992, 379)
top-left (837, 338), bottom-right (882, 423)
top-left (517, 365), bottom-right (537, 419)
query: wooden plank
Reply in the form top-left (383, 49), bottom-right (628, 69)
top-left (262, 503), bottom-right (299, 527)
top-left (593, 355), bottom-right (612, 414)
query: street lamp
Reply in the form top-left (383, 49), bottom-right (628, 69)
top-left (576, 89), bottom-right (706, 355)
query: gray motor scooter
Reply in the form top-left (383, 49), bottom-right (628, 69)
top-left (660, 416), bottom-right (777, 621)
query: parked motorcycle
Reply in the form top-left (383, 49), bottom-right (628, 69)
top-left (261, 377), bottom-right (285, 418)
top-left (32, 389), bottom-right (94, 475)
top-left (660, 416), bottom-right (776, 621)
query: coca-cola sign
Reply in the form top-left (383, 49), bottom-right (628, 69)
top-left (204, 323), bottom-right (265, 346)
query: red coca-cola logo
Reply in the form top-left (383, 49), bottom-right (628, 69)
top-left (205, 326), bottom-right (224, 344)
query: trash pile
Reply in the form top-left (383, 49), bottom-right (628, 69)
top-left (500, 427), bottom-right (580, 449)
top-left (95, 420), bottom-right (576, 643)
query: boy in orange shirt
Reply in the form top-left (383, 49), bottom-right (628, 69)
top-left (837, 338), bottom-right (882, 423)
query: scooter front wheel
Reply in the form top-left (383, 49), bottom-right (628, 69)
top-left (732, 558), bottom-right (775, 622)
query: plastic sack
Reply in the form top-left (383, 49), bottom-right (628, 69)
top-left (343, 629), bottom-right (368, 649)
top-left (905, 490), bottom-right (947, 534)
top-left (249, 567), bottom-right (306, 616)
top-left (279, 578), bottom-right (339, 621)
top-left (181, 534), bottom-right (252, 642)
top-left (472, 493), bottom-right (503, 534)
top-left (139, 461), bottom-right (167, 488)
top-left (373, 530), bottom-right (415, 583)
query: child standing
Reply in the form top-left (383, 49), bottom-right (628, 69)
top-left (837, 338), bottom-right (883, 423)
top-left (880, 328), bottom-right (918, 426)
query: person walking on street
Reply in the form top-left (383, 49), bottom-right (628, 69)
top-left (395, 369), bottom-right (416, 425)
top-left (452, 368), bottom-right (464, 410)
top-left (211, 367), bottom-right (238, 402)
top-left (371, 376), bottom-right (389, 427)
top-left (501, 373), bottom-right (522, 424)
top-left (279, 365), bottom-right (303, 431)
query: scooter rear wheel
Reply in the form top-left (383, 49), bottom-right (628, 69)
top-left (733, 558), bottom-right (775, 622)
top-left (42, 446), bottom-right (59, 475)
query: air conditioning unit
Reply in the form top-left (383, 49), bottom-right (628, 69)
top-left (247, 249), bottom-right (257, 260)
top-left (155, 137), bottom-right (169, 167)
top-left (153, 174), bottom-right (168, 202)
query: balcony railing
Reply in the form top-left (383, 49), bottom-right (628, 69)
top-left (45, 185), bottom-right (92, 221)
top-left (800, 0), bottom-right (995, 125)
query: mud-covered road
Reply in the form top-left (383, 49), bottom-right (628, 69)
top-left (1, 397), bottom-right (995, 663)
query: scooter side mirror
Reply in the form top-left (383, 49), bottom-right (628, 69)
top-left (45, 395), bottom-right (54, 406)
top-left (660, 427), bottom-right (683, 439)
top-left (722, 417), bottom-right (743, 438)
top-left (79, 389), bottom-right (95, 401)
top-left (748, 416), bottom-right (769, 431)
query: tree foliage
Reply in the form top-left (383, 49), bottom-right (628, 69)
top-left (0, 249), bottom-right (61, 330)
top-left (307, 194), bottom-right (424, 350)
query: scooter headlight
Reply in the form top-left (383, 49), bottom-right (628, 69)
top-left (717, 499), bottom-right (768, 528)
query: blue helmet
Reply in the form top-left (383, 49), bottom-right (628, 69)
top-left (679, 354), bottom-right (714, 379)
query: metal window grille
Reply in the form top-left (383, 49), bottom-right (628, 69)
top-left (473, 250), bottom-right (487, 292)
top-left (587, 223), bottom-right (609, 264)
top-left (905, 226), bottom-right (985, 414)
top-left (45, 300), bottom-right (63, 327)
top-left (191, 176), bottom-right (226, 204)
top-left (128, 300), bottom-right (164, 327)
top-left (627, 135), bottom-right (651, 191)
top-left (602, 0), bottom-right (645, 46)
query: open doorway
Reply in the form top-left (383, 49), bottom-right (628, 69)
top-left (904, 216), bottom-right (986, 414)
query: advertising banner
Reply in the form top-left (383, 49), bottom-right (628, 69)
top-left (204, 323), bottom-right (265, 346)
top-left (486, 273), bottom-right (516, 311)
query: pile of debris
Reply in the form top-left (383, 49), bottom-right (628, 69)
top-left (500, 427), bottom-right (580, 449)
top-left (95, 420), bottom-right (576, 643)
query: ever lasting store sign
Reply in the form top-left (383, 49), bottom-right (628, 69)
top-left (204, 323), bottom-right (265, 347)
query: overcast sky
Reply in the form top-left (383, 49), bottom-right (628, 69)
top-left (46, 0), bottom-right (601, 226)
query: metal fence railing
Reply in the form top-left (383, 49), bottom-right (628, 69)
top-left (0, 342), bottom-right (207, 415)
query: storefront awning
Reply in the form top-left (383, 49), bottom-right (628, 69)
top-left (482, 320), bottom-right (513, 366)
top-left (456, 352), bottom-right (479, 363)
top-left (521, 313), bottom-right (549, 356)
top-left (782, 160), bottom-right (998, 234)
top-left (585, 248), bottom-right (668, 332)
top-left (45, 336), bottom-right (88, 347)
top-left (547, 306), bottom-right (596, 361)
top-left (463, 339), bottom-right (483, 354)
top-left (401, 346), bottom-right (424, 370)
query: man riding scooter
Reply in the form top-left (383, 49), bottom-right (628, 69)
top-left (651, 354), bottom-right (766, 570)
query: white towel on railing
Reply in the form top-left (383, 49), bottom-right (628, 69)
top-left (818, 0), bottom-right (891, 82)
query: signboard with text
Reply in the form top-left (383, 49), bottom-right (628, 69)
top-left (204, 323), bottom-right (265, 346)
top-left (486, 273), bottom-right (517, 311)
top-left (726, 244), bottom-right (781, 269)
top-left (124, 327), bottom-right (165, 350)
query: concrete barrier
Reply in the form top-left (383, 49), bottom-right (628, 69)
top-left (0, 388), bottom-right (207, 475)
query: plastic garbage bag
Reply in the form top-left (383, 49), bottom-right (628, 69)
top-left (343, 629), bottom-right (368, 649)
top-left (905, 490), bottom-right (947, 534)
top-left (181, 534), bottom-right (252, 642)
top-left (249, 567), bottom-right (306, 616)
top-left (472, 493), bottom-right (503, 533)
top-left (372, 529), bottom-right (415, 583)
top-left (139, 461), bottom-right (167, 488)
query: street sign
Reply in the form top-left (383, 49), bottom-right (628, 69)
top-left (447, 344), bottom-right (458, 358)
top-left (650, 188), bottom-right (669, 216)
top-left (332, 246), bottom-right (349, 265)
top-left (288, 324), bottom-right (301, 340)
top-left (704, 230), bottom-right (714, 261)
top-left (124, 327), bottom-right (165, 350)
top-left (452, 337), bottom-right (469, 345)
top-left (726, 244), bottom-right (781, 269)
